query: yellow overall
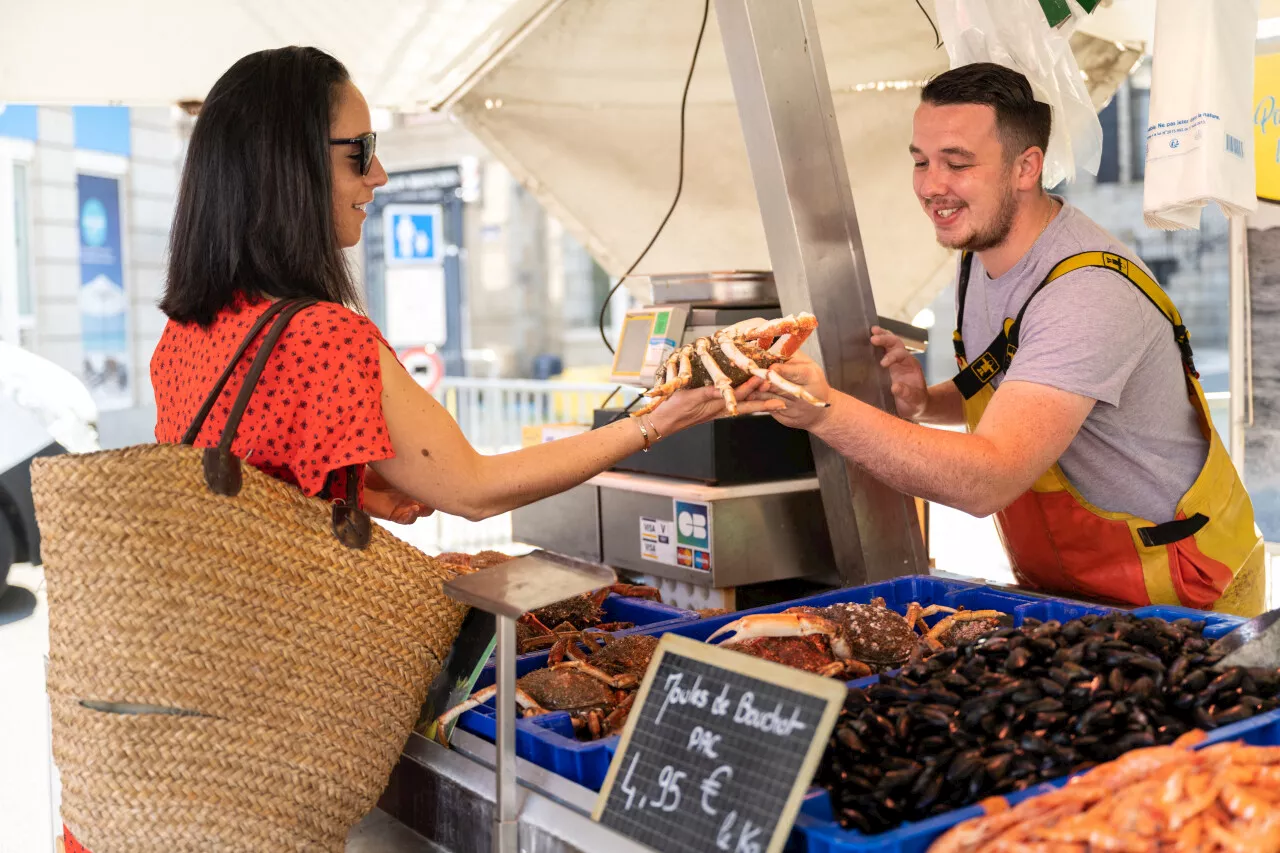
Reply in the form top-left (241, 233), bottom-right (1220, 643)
top-left (952, 251), bottom-right (1264, 617)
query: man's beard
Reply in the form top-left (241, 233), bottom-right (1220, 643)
top-left (940, 182), bottom-right (1018, 252)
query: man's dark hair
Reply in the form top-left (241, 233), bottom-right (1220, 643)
top-left (921, 62), bottom-right (1052, 163)
top-left (160, 46), bottom-right (361, 325)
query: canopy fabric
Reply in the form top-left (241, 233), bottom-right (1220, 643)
top-left (437, 1), bottom-right (1147, 320)
top-left (2, 0), bottom-right (1236, 320)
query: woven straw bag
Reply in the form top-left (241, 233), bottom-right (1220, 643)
top-left (31, 299), bottom-right (467, 852)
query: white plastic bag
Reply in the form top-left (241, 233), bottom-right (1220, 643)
top-left (1142, 0), bottom-right (1258, 230)
top-left (935, 0), bottom-right (1103, 188)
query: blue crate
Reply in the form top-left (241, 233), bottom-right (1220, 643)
top-left (454, 575), bottom-right (1040, 790)
top-left (450, 579), bottom-right (1263, 852)
top-left (1128, 604), bottom-right (1245, 641)
top-left (506, 593), bottom-right (698, 663)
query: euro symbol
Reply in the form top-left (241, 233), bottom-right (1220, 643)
top-left (701, 765), bottom-right (733, 817)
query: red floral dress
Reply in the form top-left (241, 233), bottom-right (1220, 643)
top-left (64, 298), bottom-right (398, 852)
top-left (151, 294), bottom-right (396, 505)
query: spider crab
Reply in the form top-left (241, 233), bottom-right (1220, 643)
top-left (435, 634), bottom-right (658, 742)
top-left (515, 583), bottom-right (662, 654)
top-left (635, 312), bottom-right (829, 417)
top-left (706, 598), bottom-right (1007, 678)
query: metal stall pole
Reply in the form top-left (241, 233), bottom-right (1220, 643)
top-left (715, 0), bottom-right (927, 584)
top-left (494, 614), bottom-right (518, 853)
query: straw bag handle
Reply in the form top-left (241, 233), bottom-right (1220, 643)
top-left (181, 297), bottom-right (372, 550)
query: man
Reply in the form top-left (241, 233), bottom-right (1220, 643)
top-left (750, 62), bottom-right (1263, 616)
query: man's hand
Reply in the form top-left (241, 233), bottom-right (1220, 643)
top-left (363, 467), bottom-right (434, 525)
top-left (871, 325), bottom-right (929, 421)
top-left (746, 352), bottom-right (833, 430)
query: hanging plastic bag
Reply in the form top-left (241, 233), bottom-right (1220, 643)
top-left (935, 0), bottom-right (1103, 189)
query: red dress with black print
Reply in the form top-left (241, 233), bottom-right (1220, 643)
top-left (151, 294), bottom-right (396, 504)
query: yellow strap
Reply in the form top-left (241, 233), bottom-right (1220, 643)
top-left (1043, 251), bottom-right (1186, 328)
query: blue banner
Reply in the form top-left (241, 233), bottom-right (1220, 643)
top-left (77, 173), bottom-right (131, 409)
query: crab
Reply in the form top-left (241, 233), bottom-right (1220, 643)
top-left (634, 312), bottom-right (829, 417)
top-left (436, 634), bottom-right (659, 743)
top-left (515, 583), bottom-right (663, 654)
top-left (707, 598), bottom-right (1008, 678)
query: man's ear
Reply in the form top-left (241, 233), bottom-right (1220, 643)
top-left (1017, 146), bottom-right (1046, 192)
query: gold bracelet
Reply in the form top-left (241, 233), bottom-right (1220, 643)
top-left (633, 415), bottom-right (652, 452)
top-left (644, 414), bottom-right (663, 443)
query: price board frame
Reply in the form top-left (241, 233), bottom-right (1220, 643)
top-left (592, 633), bottom-right (846, 853)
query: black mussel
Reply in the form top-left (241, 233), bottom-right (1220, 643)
top-left (895, 712), bottom-right (912, 741)
top-left (1034, 711), bottom-right (1069, 729)
top-left (1025, 697), bottom-right (1064, 714)
top-left (912, 769), bottom-right (944, 811)
top-left (942, 673), bottom-right (971, 693)
top-left (926, 688), bottom-right (962, 706)
top-left (1193, 705), bottom-right (1216, 729)
top-left (839, 808), bottom-right (873, 834)
top-left (1177, 666), bottom-right (1208, 696)
top-left (1183, 637), bottom-right (1209, 653)
top-left (879, 767), bottom-right (918, 791)
top-left (1006, 647), bottom-right (1034, 671)
top-left (837, 727), bottom-right (867, 753)
top-left (1019, 733), bottom-right (1051, 754)
top-left (1172, 691), bottom-right (1198, 712)
top-left (985, 752), bottom-right (1015, 782)
top-left (1037, 677), bottom-right (1065, 698)
top-left (1212, 705), bottom-right (1254, 726)
top-left (1010, 686), bottom-right (1041, 704)
top-left (1115, 731), bottom-right (1156, 751)
top-left (945, 748), bottom-right (984, 784)
top-left (868, 684), bottom-right (911, 703)
top-left (977, 637), bottom-right (1010, 656)
top-left (1205, 668), bottom-right (1244, 700)
top-left (1107, 668), bottom-right (1127, 694)
top-left (1128, 676), bottom-right (1158, 700)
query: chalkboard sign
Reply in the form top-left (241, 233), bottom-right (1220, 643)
top-left (593, 634), bottom-right (845, 853)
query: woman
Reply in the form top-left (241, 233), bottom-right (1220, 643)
top-left (63, 44), bottom-right (777, 853)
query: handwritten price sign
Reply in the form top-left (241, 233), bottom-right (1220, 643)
top-left (592, 634), bottom-right (845, 853)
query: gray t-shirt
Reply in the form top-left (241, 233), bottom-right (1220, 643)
top-left (958, 198), bottom-right (1207, 523)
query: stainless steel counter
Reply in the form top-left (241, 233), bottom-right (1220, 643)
top-left (376, 730), bottom-right (655, 853)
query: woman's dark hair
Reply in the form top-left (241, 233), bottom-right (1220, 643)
top-left (161, 46), bottom-right (361, 325)
top-left (921, 62), bottom-right (1052, 163)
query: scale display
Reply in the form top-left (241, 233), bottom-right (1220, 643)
top-left (608, 305), bottom-right (688, 387)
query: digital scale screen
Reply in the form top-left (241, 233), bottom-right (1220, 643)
top-left (613, 313), bottom-right (657, 377)
top-left (608, 305), bottom-right (687, 387)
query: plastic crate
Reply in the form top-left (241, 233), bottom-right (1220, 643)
top-left (454, 576), bottom-right (1051, 790)
top-left (450, 580), bottom-right (1258, 852)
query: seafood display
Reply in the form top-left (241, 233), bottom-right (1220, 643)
top-left (708, 598), bottom-right (1008, 678)
top-left (930, 732), bottom-right (1280, 852)
top-left (634, 312), bottom-right (828, 417)
top-left (516, 583), bottom-right (663, 654)
top-left (436, 633), bottom-right (658, 742)
top-left (433, 550), bottom-right (663, 655)
top-left (815, 613), bottom-right (1280, 835)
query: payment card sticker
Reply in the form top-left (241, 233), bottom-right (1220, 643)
top-left (674, 500), bottom-right (711, 551)
top-left (640, 517), bottom-right (676, 565)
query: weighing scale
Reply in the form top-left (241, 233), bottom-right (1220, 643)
top-left (512, 271), bottom-right (928, 610)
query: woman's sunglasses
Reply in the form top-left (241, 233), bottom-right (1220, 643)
top-left (329, 131), bottom-right (377, 176)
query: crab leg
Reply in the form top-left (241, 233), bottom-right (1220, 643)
top-left (433, 686), bottom-right (547, 746)
top-left (648, 349), bottom-right (692, 398)
top-left (695, 338), bottom-right (738, 415)
top-left (707, 612), bottom-right (851, 660)
top-left (925, 610), bottom-right (1006, 644)
top-left (739, 313), bottom-right (818, 357)
top-left (716, 336), bottom-right (828, 409)
top-left (904, 602), bottom-right (958, 633)
top-left (551, 660), bottom-right (640, 690)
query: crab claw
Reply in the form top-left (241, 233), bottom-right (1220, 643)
top-left (707, 613), bottom-right (849, 659)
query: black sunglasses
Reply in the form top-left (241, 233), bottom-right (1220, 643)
top-left (329, 131), bottom-right (377, 176)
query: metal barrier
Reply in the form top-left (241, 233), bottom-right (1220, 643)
top-left (385, 376), bottom-right (640, 556)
